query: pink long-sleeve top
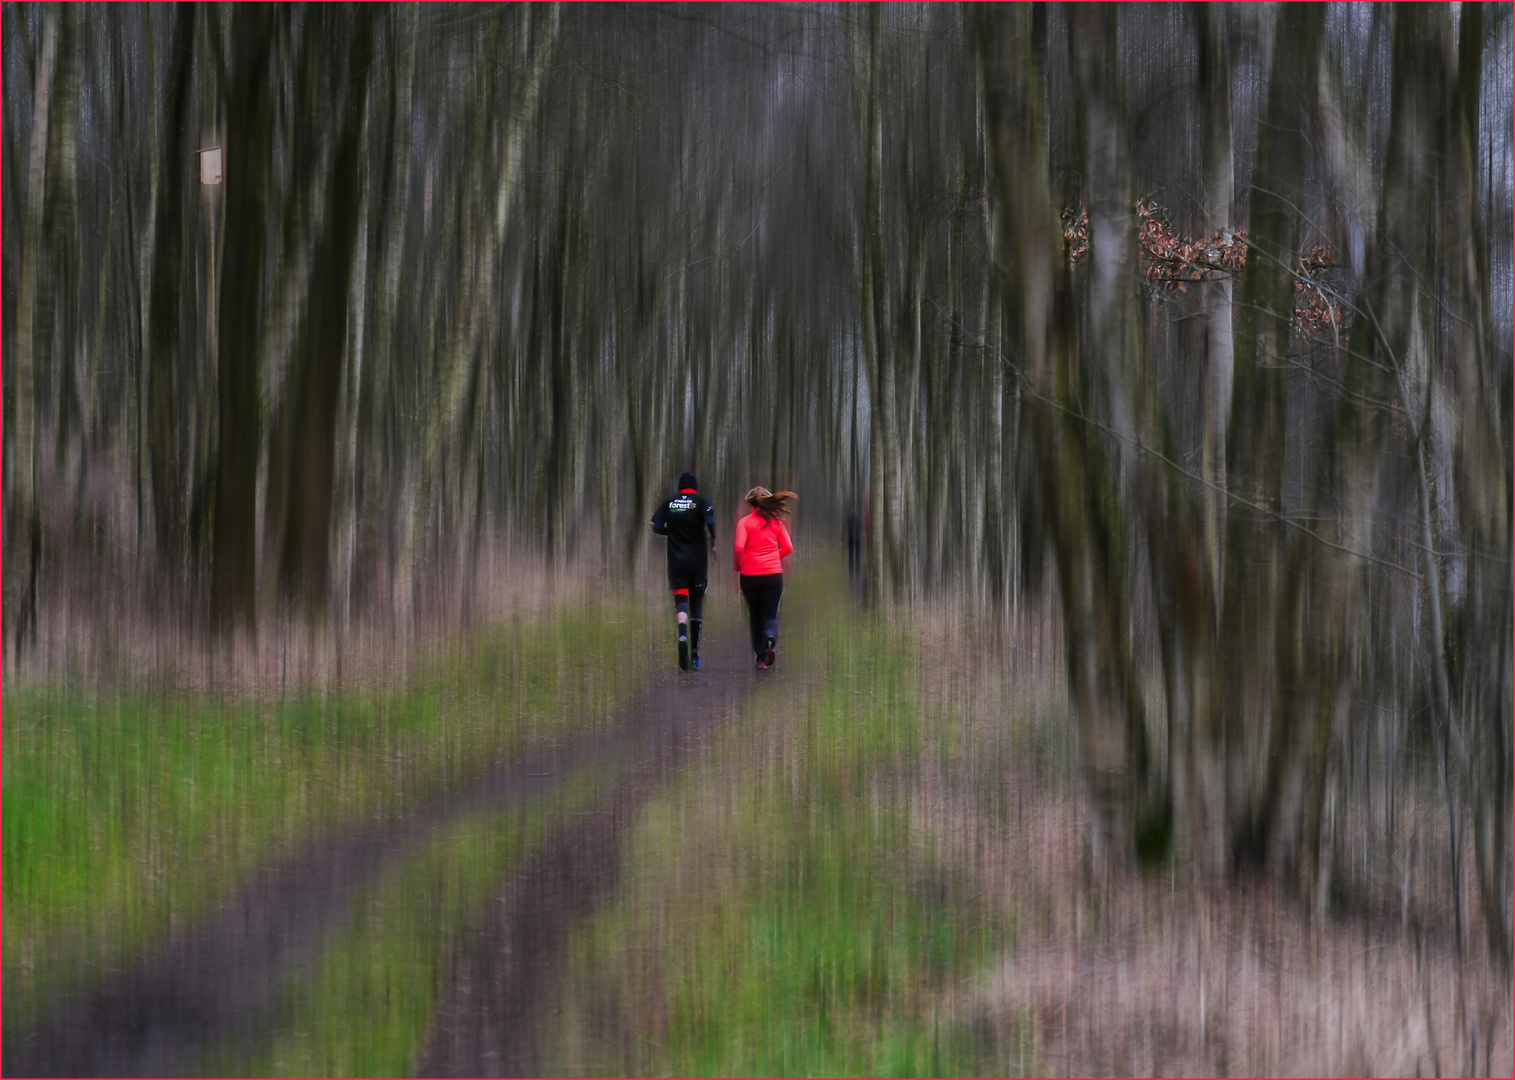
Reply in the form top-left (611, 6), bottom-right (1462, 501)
top-left (732, 511), bottom-right (793, 575)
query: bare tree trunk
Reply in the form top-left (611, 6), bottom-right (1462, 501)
top-left (1195, 4), bottom-right (1233, 614)
top-left (281, 8), bottom-right (376, 617)
top-left (332, 64), bottom-right (375, 632)
top-left (1443, 0), bottom-right (1512, 970)
top-left (396, 5), bottom-right (558, 611)
top-left (7, 6), bottom-right (57, 660)
top-left (858, 10), bottom-right (889, 608)
top-left (356, 4), bottom-right (418, 616)
top-left (211, 5), bottom-right (274, 637)
top-left (145, 5), bottom-right (196, 587)
top-left (1065, 2), bottom-right (1164, 853)
top-left (1220, 3), bottom-right (1322, 874)
top-left (978, 5), bottom-right (1145, 863)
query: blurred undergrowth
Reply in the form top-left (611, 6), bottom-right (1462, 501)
top-left (2, 594), bottom-right (660, 1035)
top-left (5, 561), bottom-right (1045, 1074)
top-left (551, 565), bottom-right (1030, 1076)
top-left (209, 774), bottom-right (602, 1077)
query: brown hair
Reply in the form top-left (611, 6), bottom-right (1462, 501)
top-left (745, 486), bottom-right (797, 521)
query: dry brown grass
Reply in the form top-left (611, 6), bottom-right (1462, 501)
top-left (906, 600), bottom-right (1512, 1078)
top-left (19, 506), bottom-right (660, 698)
top-left (954, 779), bottom-right (1514, 1077)
top-left (17, 438), bottom-right (663, 694)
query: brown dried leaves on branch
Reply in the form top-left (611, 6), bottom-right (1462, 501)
top-left (1062, 201), bottom-right (1343, 336)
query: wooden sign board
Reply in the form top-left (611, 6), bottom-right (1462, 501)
top-left (200, 146), bottom-right (222, 185)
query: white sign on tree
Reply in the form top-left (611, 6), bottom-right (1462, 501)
top-left (199, 146), bottom-right (222, 185)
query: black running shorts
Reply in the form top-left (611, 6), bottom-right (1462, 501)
top-left (667, 560), bottom-right (707, 593)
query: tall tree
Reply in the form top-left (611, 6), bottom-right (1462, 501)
top-left (211, 3), bottom-right (274, 636)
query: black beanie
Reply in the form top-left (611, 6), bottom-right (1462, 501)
top-left (678, 471), bottom-right (698, 490)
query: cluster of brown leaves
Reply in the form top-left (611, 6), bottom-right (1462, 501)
top-left (1062, 202), bottom-right (1345, 335)
top-left (1292, 243), bottom-right (1345, 338)
top-left (1136, 201), bottom-right (1248, 291)
top-left (1061, 205), bottom-right (1092, 260)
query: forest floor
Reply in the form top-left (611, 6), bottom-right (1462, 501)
top-left (4, 588), bottom-right (755, 1076)
top-left (4, 558), bottom-right (1511, 1076)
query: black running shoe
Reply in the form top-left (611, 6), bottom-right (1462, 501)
top-left (678, 626), bottom-right (690, 671)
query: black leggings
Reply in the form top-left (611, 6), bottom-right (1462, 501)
top-left (739, 573), bottom-right (784, 657)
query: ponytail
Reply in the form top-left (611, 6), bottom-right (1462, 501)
top-left (745, 486), bottom-right (797, 522)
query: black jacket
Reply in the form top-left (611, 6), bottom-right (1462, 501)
top-left (652, 489), bottom-right (716, 571)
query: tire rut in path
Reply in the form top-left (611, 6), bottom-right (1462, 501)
top-left (3, 628), bottom-right (759, 1078)
top-left (415, 626), bottom-right (758, 1076)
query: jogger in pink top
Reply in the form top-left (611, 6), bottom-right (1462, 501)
top-left (732, 486), bottom-right (796, 668)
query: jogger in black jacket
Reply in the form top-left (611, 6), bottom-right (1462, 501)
top-left (651, 471), bottom-right (716, 670)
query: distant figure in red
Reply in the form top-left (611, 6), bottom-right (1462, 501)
top-left (732, 486), bottom-right (796, 669)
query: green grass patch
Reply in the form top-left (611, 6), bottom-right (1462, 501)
top-left (206, 762), bottom-right (612, 1077)
top-left (3, 596), bottom-right (659, 1034)
top-left (552, 574), bottom-right (1026, 1076)
top-left (648, 797), bottom-right (999, 1076)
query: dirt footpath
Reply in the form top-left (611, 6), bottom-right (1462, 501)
top-left (4, 628), bottom-right (760, 1078)
top-left (416, 627), bottom-right (760, 1077)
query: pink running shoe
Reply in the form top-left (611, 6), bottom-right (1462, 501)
top-left (755, 658), bottom-right (768, 670)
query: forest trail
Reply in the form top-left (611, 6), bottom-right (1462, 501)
top-left (415, 621), bottom-right (767, 1077)
top-left (3, 626), bottom-right (763, 1078)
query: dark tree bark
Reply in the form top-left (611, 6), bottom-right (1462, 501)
top-left (280, 7), bottom-right (376, 614)
top-left (145, 4), bottom-right (196, 577)
top-left (211, 4), bottom-right (274, 636)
